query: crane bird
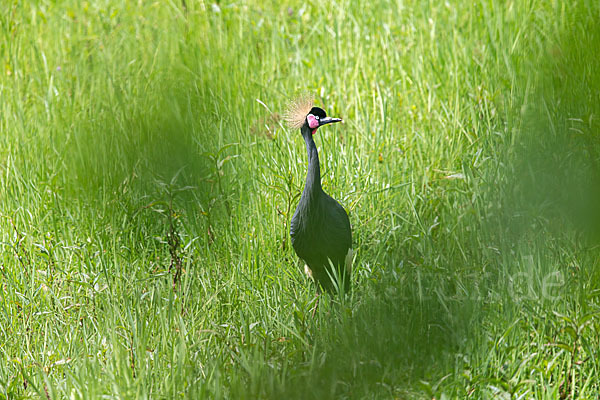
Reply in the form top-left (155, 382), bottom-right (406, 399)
top-left (284, 96), bottom-right (353, 294)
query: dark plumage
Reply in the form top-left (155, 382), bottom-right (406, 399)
top-left (289, 106), bottom-right (352, 292)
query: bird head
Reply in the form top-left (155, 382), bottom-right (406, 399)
top-left (305, 107), bottom-right (342, 135)
top-left (284, 95), bottom-right (342, 135)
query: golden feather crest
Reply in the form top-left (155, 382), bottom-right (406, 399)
top-left (283, 94), bottom-right (314, 129)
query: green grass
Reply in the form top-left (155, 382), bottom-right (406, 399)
top-left (2, 0), bottom-right (600, 398)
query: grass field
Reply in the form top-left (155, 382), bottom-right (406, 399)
top-left (2, 0), bottom-right (600, 398)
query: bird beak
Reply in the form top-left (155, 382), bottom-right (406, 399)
top-left (319, 117), bottom-right (343, 127)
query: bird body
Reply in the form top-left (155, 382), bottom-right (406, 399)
top-left (288, 105), bottom-right (352, 292)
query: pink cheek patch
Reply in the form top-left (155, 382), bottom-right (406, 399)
top-left (307, 114), bottom-right (319, 129)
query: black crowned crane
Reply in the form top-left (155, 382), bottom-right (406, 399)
top-left (284, 96), bottom-right (353, 293)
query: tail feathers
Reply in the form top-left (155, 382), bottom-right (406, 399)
top-left (301, 249), bottom-right (354, 294)
top-left (325, 249), bottom-right (354, 294)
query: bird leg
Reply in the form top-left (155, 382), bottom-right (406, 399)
top-left (310, 290), bottom-right (320, 318)
top-left (301, 262), bottom-right (320, 317)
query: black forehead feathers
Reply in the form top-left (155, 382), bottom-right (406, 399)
top-left (309, 107), bottom-right (327, 118)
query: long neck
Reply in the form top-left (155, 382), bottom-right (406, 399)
top-left (301, 124), bottom-right (323, 197)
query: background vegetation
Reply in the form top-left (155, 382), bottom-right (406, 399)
top-left (1, 0), bottom-right (599, 398)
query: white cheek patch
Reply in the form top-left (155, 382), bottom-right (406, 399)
top-left (307, 114), bottom-right (319, 129)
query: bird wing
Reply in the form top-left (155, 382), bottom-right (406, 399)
top-left (290, 194), bottom-right (352, 276)
top-left (318, 195), bottom-right (352, 265)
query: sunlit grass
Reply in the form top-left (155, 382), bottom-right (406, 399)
top-left (1, 0), bottom-right (600, 398)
